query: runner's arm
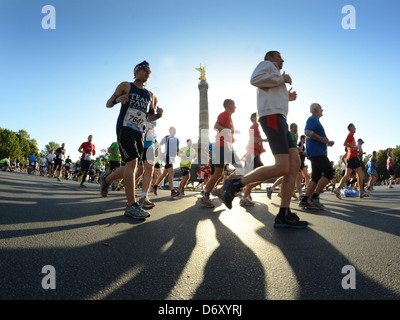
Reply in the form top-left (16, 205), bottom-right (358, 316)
top-left (147, 92), bottom-right (163, 121)
top-left (250, 61), bottom-right (285, 88)
top-left (343, 142), bottom-right (357, 150)
top-left (305, 130), bottom-right (328, 144)
top-left (106, 82), bottom-right (130, 108)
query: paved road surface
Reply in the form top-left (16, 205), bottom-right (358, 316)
top-left (0, 171), bottom-right (399, 300)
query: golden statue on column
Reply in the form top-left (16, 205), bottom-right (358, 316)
top-left (195, 64), bottom-right (206, 81)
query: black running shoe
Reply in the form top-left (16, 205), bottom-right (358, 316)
top-left (100, 173), bottom-right (110, 197)
top-left (222, 179), bottom-right (242, 209)
top-left (274, 210), bottom-right (308, 229)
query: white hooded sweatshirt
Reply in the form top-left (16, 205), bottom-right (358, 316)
top-left (250, 61), bottom-right (289, 119)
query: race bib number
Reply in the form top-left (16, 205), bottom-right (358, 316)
top-left (186, 150), bottom-right (194, 161)
top-left (84, 153), bottom-right (91, 161)
top-left (123, 108), bottom-right (146, 130)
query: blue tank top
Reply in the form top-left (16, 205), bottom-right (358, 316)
top-left (367, 156), bottom-right (376, 168)
top-left (116, 83), bottom-right (151, 134)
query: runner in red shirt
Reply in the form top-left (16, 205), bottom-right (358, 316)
top-left (78, 135), bottom-right (96, 188)
top-left (240, 112), bottom-right (267, 206)
top-left (335, 123), bottom-right (368, 198)
top-left (201, 163), bottom-right (212, 182)
top-left (215, 110), bottom-right (234, 148)
top-left (200, 99), bottom-right (240, 208)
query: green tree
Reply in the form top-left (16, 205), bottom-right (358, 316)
top-left (372, 146), bottom-right (400, 180)
top-left (0, 127), bottom-right (39, 159)
top-left (389, 146), bottom-right (400, 178)
top-left (0, 128), bottom-right (22, 159)
top-left (41, 141), bottom-right (60, 155)
top-left (17, 129), bottom-right (39, 156)
top-left (97, 148), bottom-right (110, 169)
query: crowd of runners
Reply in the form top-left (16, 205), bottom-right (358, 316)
top-left (2, 53), bottom-right (398, 228)
top-left (1, 139), bottom-right (107, 186)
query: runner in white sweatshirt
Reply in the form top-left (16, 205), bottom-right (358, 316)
top-left (223, 51), bottom-right (308, 229)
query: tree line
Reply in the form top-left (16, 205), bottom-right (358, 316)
top-left (0, 127), bottom-right (110, 165)
top-left (0, 128), bottom-right (39, 160)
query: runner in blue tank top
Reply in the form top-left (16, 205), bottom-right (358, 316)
top-left (101, 61), bottom-right (164, 219)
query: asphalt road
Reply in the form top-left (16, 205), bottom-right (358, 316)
top-left (0, 170), bottom-right (399, 300)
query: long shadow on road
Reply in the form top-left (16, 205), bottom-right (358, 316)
top-left (0, 172), bottom-right (399, 299)
top-left (245, 190), bottom-right (400, 299)
top-left (1, 172), bottom-right (266, 299)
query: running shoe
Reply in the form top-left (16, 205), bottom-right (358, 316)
top-left (309, 197), bottom-right (325, 210)
top-left (80, 184), bottom-right (86, 188)
top-left (138, 197), bottom-right (156, 209)
top-left (112, 180), bottom-right (119, 191)
top-left (200, 195), bottom-right (215, 208)
top-left (213, 188), bottom-right (224, 201)
top-left (179, 188), bottom-right (185, 196)
top-left (333, 188), bottom-right (342, 200)
top-left (298, 198), bottom-right (315, 209)
top-left (274, 210), bottom-right (308, 229)
top-left (266, 186), bottom-right (273, 200)
top-left (171, 189), bottom-right (180, 197)
top-left (239, 197), bottom-right (255, 206)
top-left (100, 173), bottom-right (111, 197)
top-left (124, 203), bottom-right (151, 219)
top-left (359, 192), bottom-right (370, 198)
top-left (222, 179), bottom-right (242, 209)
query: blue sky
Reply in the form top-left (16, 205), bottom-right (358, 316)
top-left (1, 0), bottom-right (399, 166)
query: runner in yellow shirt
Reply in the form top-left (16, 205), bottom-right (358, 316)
top-left (178, 139), bottom-right (196, 195)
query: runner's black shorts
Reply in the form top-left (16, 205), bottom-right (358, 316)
top-left (109, 160), bottom-right (121, 171)
top-left (309, 155), bottom-right (334, 183)
top-left (180, 167), bottom-right (191, 176)
top-left (117, 127), bottom-right (144, 163)
top-left (259, 114), bottom-right (295, 155)
top-left (347, 157), bottom-right (361, 170)
top-left (54, 158), bottom-right (62, 171)
top-left (80, 159), bottom-right (91, 172)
